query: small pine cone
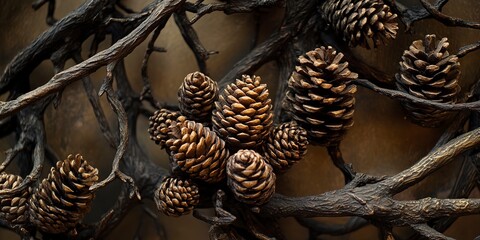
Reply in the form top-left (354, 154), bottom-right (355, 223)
top-left (212, 75), bottom-right (273, 149)
top-left (320, 0), bottom-right (398, 48)
top-left (178, 72), bottom-right (219, 124)
top-left (226, 150), bottom-right (275, 205)
top-left (395, 35), bottom-right (461, 127)
top-left (29, 154), bottom-right (99, 234)
top-left (0, 174), bottom-right (30, 225)
top-left (166, 120), bottom-right (229, 183)
top-left (284, 46), bottom-right (358, 146)
top-left (148, 109), bottom-right (186, 148)
top-left (155, 177), bottom-right (200, 217)
top-left (262, 122), bottom-right (309, 172)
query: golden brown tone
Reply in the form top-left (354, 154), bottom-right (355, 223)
top-left (261, 121), bottom-right (309, 172)
top-left (178, 71), bottom-right (219, 124)
top-left (320, 0), bottom-right (398, 48)
top-left (148, 109), bottom-right (187, 148)
top-left (395, 34), bottom-right (461, 127)
top-left (212, 75), bottom-right (273, 149)
top-left (166, 120), bottom-right (229, 183)
top-left (29, 154), bottom-right (98, 234)
top-left (284, 46), bottom-right (358, 146)
top-left (155, 177), bottom-right (200, 217)
top-left (0, 174), bottom-right (29, 225)
top-left (226, 149), bottom-right (276, 205)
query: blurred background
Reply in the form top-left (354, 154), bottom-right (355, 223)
top-left (1, 0), bottom-right (480, 239)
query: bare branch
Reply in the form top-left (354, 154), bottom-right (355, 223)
top-left (356, 79), bottom-right (480, 111)
top-left (0, 0), bottom-right (186, 118)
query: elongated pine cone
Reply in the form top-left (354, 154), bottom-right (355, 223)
top-left (395, 34), bottom-right (461, 127)
top-left (226, 150), bottom-right (275, 205)
top-left (284, 46), bottom-right (358, 146)
top-left (178, 72), bottom-right (219, 124)
top-left (166, 120), bottom-right (229, 183)
top-left (262, 122), bottom-right (309, 172)
top-left (212, 75), bottom-right (273, 149)
top-left (29, 154), bottom-right (99, 234)
top-left (320, 0), bottom-right (398, 48)
top-left (148, 109), bottom-right (186, 148)
top-left (0, 174), bottom-right (29, 225)
top-left (155, 177), bottom-right (200, 217)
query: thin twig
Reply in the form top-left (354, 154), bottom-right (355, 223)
top-left (420, 0), bottom-right (480, 29)
top-left (356, 79), bottom-right (480, 111)
top-left (174, 10), bottom-right (218, 74)
top-left (327, 144), bottom-right (356, 184)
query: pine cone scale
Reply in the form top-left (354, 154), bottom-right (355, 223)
top-left (395, 34), bottom-right (461, 127)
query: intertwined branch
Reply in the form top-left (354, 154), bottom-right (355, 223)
top-left (0, 0), bottom-right (479, 239)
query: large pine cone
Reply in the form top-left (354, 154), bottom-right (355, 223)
top-left (178, 72), bottom-right (219, 124)
top-left (226, 150), bottom-right (275, 205)
top-left (320, 0), bottom-right (398, 48)
top-left (0, 174), bottom-right (29, 225)
top-left (29, 154), bottom-right (99, 234)
top-left (166, 120), bottom-right (229, 183)
top-left (155, 177), bottom-right (200, 217)
top-left (148, 109), bottom-right (186, 148)
top-left (261, 122), bottom-right (309, 172)
top-left (212, 75), bottom-right (273, 149)
top-left (395, 34), bottom-right (461, 127)
top-left (284, 46), bottom-right (358, 146)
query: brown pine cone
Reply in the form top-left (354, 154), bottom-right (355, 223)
top-left (212, 75), bottom-right (273, 149)
top-left (0, 174), bottom-right (30, 225)
top-left (261, 122), bottom-right (309, 172)
top-left (155, 177), bottom-right (200, 217)
top-left (283, 46), bottom-right (358, 146)
top-left (395, 34), bottom-right (461, 127)
top-left (29, 154), bottom-right (99, 234)
top-left (178, 72), bottom-right (219, 124)
top-left (320, 0), bottom-right (398, 48)
top-left (226, 150), bottom-right (275, 205)
top-left (166, 120), bottom-right (229, 183)
top-left (148, 109), bottom-right (186, 148)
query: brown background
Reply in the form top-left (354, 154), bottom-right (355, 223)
top-left (1, 0), bottom-right (480, 239)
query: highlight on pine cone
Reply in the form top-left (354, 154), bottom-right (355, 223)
top-left (261, 121), bottom-right (309, 172)
top-left (166, 120), bottom-right (229, 183)
top-left (154, 177), bottom-right (200, 217)
top-left (320, 0), bottom-right (398, 48)
top-left (212, 75), bottom-right (273, 149)
top-left (178, 71), bottom-right (219, 124)
top-left (29, 154), bottom-right (99, 234)
top-left (148, 108), bottom-right (186, 148)
top-left (226, 149), bottom-right (276, 205)
top-left (395, 34), bottom-right (461, 127)
top-left (0, 174), bottom-right (30, 225)
top-left (283, 46), bottom-right (358, 146)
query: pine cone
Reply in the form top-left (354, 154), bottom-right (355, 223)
top-left (261, 122), bottom-right (309, 172)
top-left (284, 46), bottom-right (358, 146)
top-left (320, 0), bottom-right (398, 48)
top-left (226, 150), bottom-right (275, 205)
top-left (212, 75), bottom-right (273, 149)
top-left (166, 120), bottom-right (229, 183)
top-left (155, 177), bottom-right (200, 217)
top-left (148, 109), bottom-right (186, 148)
top-left (29, 154), bottom-right (99, 234)
top-left (178, 72), bottom-right (219, 124)
top-left (0, 174), bottom-right (29, 225)
top-left (395, 34), bottom-right (461, 127)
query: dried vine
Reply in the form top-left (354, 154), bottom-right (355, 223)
top-left (0, 0), bottom-right (479, 239)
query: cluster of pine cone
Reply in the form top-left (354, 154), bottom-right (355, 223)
top-left (0, 154), bottom-right (99, 235)
top-left (149, 43), bottom-right (363, 216)
top-left (149, 72), bottom-right (313, 216)
top-left (319, 0), bottom-right (461, 127)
